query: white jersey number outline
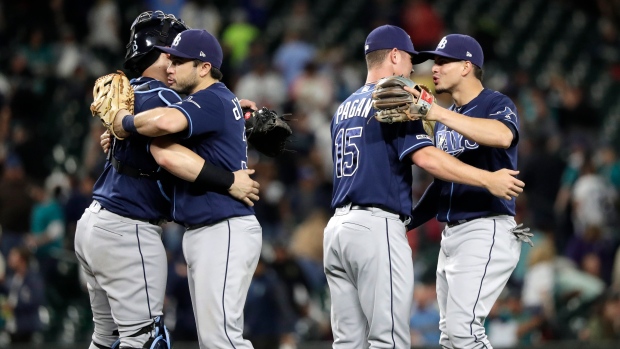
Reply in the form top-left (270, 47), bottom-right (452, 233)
top-left (335, 127), bottom-right (363, 178)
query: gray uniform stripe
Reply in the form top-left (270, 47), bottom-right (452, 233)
top-left (135, 225), bottom-right (152, 318)
top-left (470, 220), bottom-right (495, 349)
top-left (222, 220), bottom-right (236, 348)
top-left (385, 218), bottom-right (396, 349)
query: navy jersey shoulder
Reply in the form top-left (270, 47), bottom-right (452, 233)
top-left (168, 82), bottom-right (253, 225)
top-left (330, 83), bottom-right (434, 217)
top-left (92, 77), bottom-right (182, 221)
top-left (433, 88), bottom-right (519, 222)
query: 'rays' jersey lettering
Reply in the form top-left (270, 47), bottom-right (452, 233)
top-left (330, 83), bottom-right (434, 216)
top-left (168, 82), bottom-right (253, 226)
top-left (434, 89), bottom-right (519, 222)
top-left (93, 77), bottom-right (181, 221)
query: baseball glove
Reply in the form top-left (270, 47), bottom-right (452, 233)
top-left (90, 70), bottom-right (134, 140)
top-left (372, 76), bottom-right (435, 123)
top-left (422, 120), bottom-right (436, 137)
top-left (244, 107), bottom-right (292, 157)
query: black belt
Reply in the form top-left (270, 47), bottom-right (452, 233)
top-left (111, 157), bottom-right (160, 180)
top-left (185, 222), bottom-right (210, 230)
top-left (446, 214), bottom-right (504, 228)
top-left (350, 205), bottom-right (409, 223)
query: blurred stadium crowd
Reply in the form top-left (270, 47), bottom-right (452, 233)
top-left (0, 0), bottom-right (619, 347)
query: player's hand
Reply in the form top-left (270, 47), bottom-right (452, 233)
top-left (112, 109), bottom-right (131, 139)
top-left (100, 130), bottom-right (111, 153)
top-left (229, 169), bottom-right (260, 206)
top-left (239, 99), bottom-right (258, 111)
top-left (484, 169), bottom-right (524, 200)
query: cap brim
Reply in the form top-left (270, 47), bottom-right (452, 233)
top-left (154, 45), bottom-right (195, 60)
top-left (412, 54), bottom-right (430, 64)
top-left (420, 50), bottom-right (462, 61)
top-left (399, 48), bottom-right (428, 64)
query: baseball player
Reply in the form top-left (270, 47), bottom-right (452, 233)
top-left (324, 25), bottom-right (525, 349)
top-left (75, 13), bottom-right (258, 349)
top-left (108, 29), bottom-right (262, 349)
top-left (409, 34), bottom-right (527, 349)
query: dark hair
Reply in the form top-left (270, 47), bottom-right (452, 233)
top-left (193, 60), bottom-right (223, 80)
top-left (366, 49), bottom-right (390, 69)
top-left (473, 65), bottom-right (484, 82)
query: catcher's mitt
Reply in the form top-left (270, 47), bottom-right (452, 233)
top-left (372, 76), bottom-right (435, 123)
top-left (90, 70), bottom-right (134, 140)
top-left (244, 107), bottom-right (292, 157)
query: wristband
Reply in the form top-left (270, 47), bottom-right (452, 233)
top-left (194, 161), bottom-right (235, 191)
top-left (121, 115), bottom-right (138, 134)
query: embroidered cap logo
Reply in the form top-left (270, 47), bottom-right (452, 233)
top-left (172, 33), bottom-right (181, 47)
top-left (437, 37), bottom-right (447, 49)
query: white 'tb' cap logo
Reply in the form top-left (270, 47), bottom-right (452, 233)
top-left (172, 34), bottom-right (182, 47)
top-left (437, 36), bottom-right (447, 49)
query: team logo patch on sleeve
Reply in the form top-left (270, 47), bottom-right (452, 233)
top-left (186, 96), bottom-right (201, 108)
top-left (490, 106), bottom-right (516, 123)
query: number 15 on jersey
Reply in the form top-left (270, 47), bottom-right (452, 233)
top-left (335, 127), bottom-right (362, 178)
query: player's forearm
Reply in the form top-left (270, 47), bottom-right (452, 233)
top-left (150, 141), bottom-right (204, 181)
top-left (116, 107), bottom-right (188, 137)
top-left (412, 147), bottom-right (491, 188)
top-left (432, 107), bottom-right (513, 148)
top-left (150, 138), bottom-right (235, 190)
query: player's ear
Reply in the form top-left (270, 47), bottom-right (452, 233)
top-left (462, 61), bottom-right (473, 77)
top-left (198, 62), bottom-right (211, 77)
top-left (390, 48), bottom-right (399, 63)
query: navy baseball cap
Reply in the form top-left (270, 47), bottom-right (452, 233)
top-left (155, 29), bottom-right (223, 69)
top-left (364, 25), bottom-right (426, 64)
top-left (420, 34), bottom-right (484, 68)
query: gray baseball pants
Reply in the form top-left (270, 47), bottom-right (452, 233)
top-left (437, 216), bottom-right (521, 349)
top-left (324, 204), bottom-right (414, 349)
top-left (183, 215), bottom-right (262, 349)
top-left (74, 201), bottom-right (166, 349)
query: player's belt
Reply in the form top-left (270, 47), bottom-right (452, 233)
top-left (446, 213), bottom-right (504, 228)
top-left (94, 201), bottom-right (165, 226)
top-left (350, 205), bottom-right (409, 223)
top-left (111, 157), bottom-right (160, 180)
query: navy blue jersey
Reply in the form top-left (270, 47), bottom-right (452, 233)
top-left (168, 82), bottom-right (253, 226)
top-left (433, 88), bottom-right (519, 222)
top-left (330, 83), bottom-right (434, 216)
top-left (92, 77), bottom-right (181, 221)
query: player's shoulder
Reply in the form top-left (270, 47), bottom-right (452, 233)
top-left (479, 90), bottom-right (519, 124)
top-left (132, 77), bottom-right (182, 105)
top-left (178, 84), bottom-right (231, 113)
top-left (483, 89), bottom-right (514, 106)
top-left (192, 82), bottom-right (233, 100)
top-left (482, 89), bottom-right (517, 113)
top-left (349, 84), bottom-right (374, 99)
top-left (208, 82), bottom-right (236, 100)
top-left (131, 77), bottom-right (165, 91)
top-left (188, 84), bottom-right (226, 104)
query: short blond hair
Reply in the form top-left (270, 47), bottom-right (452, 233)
top-left (366, 49), bottom-right (390, 70)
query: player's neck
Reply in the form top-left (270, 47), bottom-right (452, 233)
top-left (366, 66), bottom-right (395, 85)
top-left (142, 67), bottom-right (167, 84)
top-left (451, 79), bottom-right (484, 107)
top-left (192, 77), bottom-right (218, 94)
